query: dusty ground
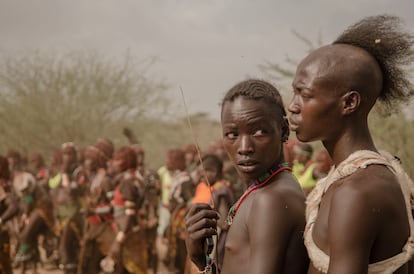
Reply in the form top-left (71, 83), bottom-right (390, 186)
top-left (13, 236), bottom-right (173, 274)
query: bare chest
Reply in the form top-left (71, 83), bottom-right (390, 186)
top-left (222, 203), bottom-right (250, 273)
top-left (225, 200), bottom-right (250, 248)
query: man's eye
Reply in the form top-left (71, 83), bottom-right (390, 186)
top-left (300, 91), bottom-right (312, 99)
top-left (253, 129), bottom-right (266, 137)
top-left (225, 132), bottom-right (238, 139)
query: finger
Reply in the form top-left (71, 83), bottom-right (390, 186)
top-left (186, 216), bottom-right (217, 234)
top-left (186, 203), bottom-right (213, 217)
top-left (185, 210), bottom-right (219, 228)
top-left (186, 209), bottom-right (219, 227)
top-left (187, 227), bottom-right (217, 242)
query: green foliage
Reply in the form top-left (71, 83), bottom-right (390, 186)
top-left (0, 51), bottom-right (221, 169)
top-left (369, 109), bottom-right (414, 178)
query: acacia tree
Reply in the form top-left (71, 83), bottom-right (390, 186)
top-left (0, 51), bottom-right (224, 169)
top-left (0, 51), bottom-right (171, 154)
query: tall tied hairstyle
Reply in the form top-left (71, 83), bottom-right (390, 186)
top-left (333, 14), bottom-right (414, 114)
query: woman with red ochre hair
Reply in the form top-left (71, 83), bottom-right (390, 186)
top-left (103, 146), bottom-right (147, 274)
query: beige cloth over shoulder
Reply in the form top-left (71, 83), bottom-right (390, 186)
top-left (304, 150), bottom-right (414, 274)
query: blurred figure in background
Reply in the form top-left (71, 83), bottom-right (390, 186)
top-left (131, 143), bottom-right (161, 273)
top-left (157, 150), bottom-right (175, 239)
top-left (0, 155), bottom-right (19, 274)
top-left (291, 142), bottom-right (313, 179)
top-left (297, 149), bottom-right (333, 196)
top-left (165, 148), bottom-right (193, 274)
top-left (107, 146), bottom-right (147, 274)
top-left (191, 154), bottom-right (233, 272)
top-left (28, 152), bottom-right (49, 190)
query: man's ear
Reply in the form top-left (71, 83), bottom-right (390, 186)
top-left (341, 91), bottom-right (360, 115)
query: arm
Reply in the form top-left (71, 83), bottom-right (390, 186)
top-left (61, 172), bottom-right (80, 197)
top-left (109, 181), bottom-right (139, 260)
top-left (0, 194), bottom-right (19, 224)
top-left (327, 184), bottom-right (378, 274)
top-left (118, 181), bottom-right (140, 233)
top-left (185, 203), bottom-right (219, 271)
top-left (247, 191), bottom-right (295, 274)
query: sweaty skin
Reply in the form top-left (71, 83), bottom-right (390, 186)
top-left (186, 96), bottom-right (309, 274)
top-left (289, 44), bottom-right (411, 274)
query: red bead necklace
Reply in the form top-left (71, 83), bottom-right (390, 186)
top-left (226, 164), bottom-right (291, 225)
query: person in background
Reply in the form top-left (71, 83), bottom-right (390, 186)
top-left (0, 155), bottom-right (19, 274)
top-left (191, 154), bottom-right (233, 272)
top-left (157, 150), bottom-right (175, 238)
top-left (131, 143), bottom-right (161, 273)
top-left (297, 149), bottom-right (332, 196)
top-left (165, 148), bottom-right (193, 274)
top-left (28, 152), bottom-right (49, 189)
top-left (108, 146), bottom-right (147, 274)
top-left (291, 142), bottom-right (313, 179)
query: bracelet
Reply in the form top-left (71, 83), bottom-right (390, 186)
top-left (125, 208), bottom-right (136, 216)
top-left (116, 231), bottom-right (126, 243)
top-left (197, 256), bottom-right (214, 274)
top-left (196, 263), bottom-right (215, 274)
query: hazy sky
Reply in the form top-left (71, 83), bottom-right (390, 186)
top-left (1, 0), bottom-right (413, 119)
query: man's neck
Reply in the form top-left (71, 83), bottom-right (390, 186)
top-left (323, 125), bottom-right (377, 166)
top-left (242, 161), bottom-right (285, 187)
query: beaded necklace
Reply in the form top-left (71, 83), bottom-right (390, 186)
top-left (226, 163), bottom-right (291, 225)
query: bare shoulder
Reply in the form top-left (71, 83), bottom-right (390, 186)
top-left (326, 163), bottom-right (409, 265)
top-left (249, 172), bottom-right (306, 223)
top-left (334, 164), bottom-right (401, 205)
top-left (329, 164), bottom-right (404, 226)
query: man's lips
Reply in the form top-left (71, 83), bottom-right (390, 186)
top-left (289, 124), bottom-right (299, 131)
top-left (237, 159), bottom-right (259, 166)
top-left (289, 118), bottom-right (300, 131)
top-left (237, 160), bottom-right (259, 173)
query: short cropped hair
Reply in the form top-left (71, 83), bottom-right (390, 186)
top-left (221, 79), bottom-right (288, 126)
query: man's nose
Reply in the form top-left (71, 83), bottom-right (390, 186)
top-left (287, 95), bottom-right (300, 114)
top-left (238, 135), bottom-right (254, 155)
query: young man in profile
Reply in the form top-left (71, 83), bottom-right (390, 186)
top-left (288, 15), bottom-right (414, 273)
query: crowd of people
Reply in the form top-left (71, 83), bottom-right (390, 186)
top-left (1, 137), bottom-right (161, 274)
top-left (0, 127), bottom-right (326, 274)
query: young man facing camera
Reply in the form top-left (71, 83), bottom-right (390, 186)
top-left (186, 79), bottom-right (309, 274)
